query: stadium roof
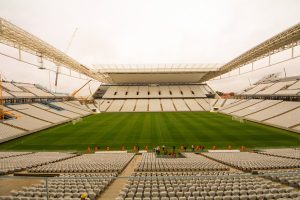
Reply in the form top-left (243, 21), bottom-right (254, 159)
top-left (93, 64), bottom-right (222, 84)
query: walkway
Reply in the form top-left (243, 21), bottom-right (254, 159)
top-left (98, 154), bottom-right (141, 200)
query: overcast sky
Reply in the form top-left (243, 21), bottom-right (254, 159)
top-left (0, 0), bottom-right (300, 95)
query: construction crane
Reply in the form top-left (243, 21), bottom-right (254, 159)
top-left (54, 28), bottom-right (78, 91)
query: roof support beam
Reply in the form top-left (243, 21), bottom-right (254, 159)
top-left (200, 23), bottom-right (300, 82)
top-left (0, 17), bottom-right (111, 83)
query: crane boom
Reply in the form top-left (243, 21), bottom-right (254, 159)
top-left (55, 28), bottom-right (78, 89)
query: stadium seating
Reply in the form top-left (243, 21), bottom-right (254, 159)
top-left (135, 99), bottom-right (148, 112)
top-left (202, 152), bottom-right (300, 171)
top-left (246, 101), bottom-right (300, 121)
top-left (220, 99), bottom-right (263, 114)
top-left (121, 99), bottom-right (137, 112)
top-left (107, 100), bottom-right (126, 112)
top-left (257, 148), bottom-right (300, 159)
top-left (50, 102), bottom-right (91, 115)
top-left (0, 123), bottom-right (25, 142)
top-left (117, 171), bottom-right (299, 200)
top-left (258, 169), bottom-right (300, 189)
top-left (184, 99), bottom-right (204, 111)
top-left (230, 100), bottom-right (282, 117)
top-left (7, 104), bottom-right (69, 123)
top-left (2, 173), bottom-right (116, 200)
top-left (135, 153), bottom-right (229, 172)
top-left (149, 99), bottom-right (162, 112)
top-left (0, 152), bottom-right (32, 159)
top-left (3, 106), bottom-right (51, 131)
top-left (0, 152), bottom-right (75, 175)
top-left (32, 103), bottom-right (82, 119)
top-left (29, 153), bottom-right (135, 173)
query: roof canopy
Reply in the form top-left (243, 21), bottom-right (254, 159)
top-left (93, 64), bottom-right (221, 84)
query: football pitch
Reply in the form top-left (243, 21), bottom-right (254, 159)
top-left (0, 112), bottom-right (299, 151)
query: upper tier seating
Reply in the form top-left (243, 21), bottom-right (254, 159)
top-left (256, 81), bottom-right (296, 95)
top-left (101, 85), bottom-right (209, 99)
top-left (202, 152), bottom-right (300, 171)
top-left (18, 84), bottom-right (54, 97)
top-left (30, 153), bottom-right (135, 173)
top-left (0, 152), bottom-right (75, 175)
top-left (1, 82), bottom-right (23, 92)
top-left (242, 83), bottom-right (274, 95)
top-left (135, 153), bottom-right (228, 172)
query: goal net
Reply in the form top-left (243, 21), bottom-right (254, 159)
top-left (232, 116), bottom-right (244, 123)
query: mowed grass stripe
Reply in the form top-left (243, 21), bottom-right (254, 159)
top-left (0, 112), bottom-right (299, 151)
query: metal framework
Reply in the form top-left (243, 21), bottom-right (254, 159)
top-left (0, 17), bottom-right (109, 82)
top-left (200, 23), bottom-right (300, 82)
top-left (0, 17), bottom-right (299, 84)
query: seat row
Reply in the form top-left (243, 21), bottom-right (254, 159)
top-left (202, 152), bottom-right (300, 171)
top-left (135, 153), bottom-right (228, 172)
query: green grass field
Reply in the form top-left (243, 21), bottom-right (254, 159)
top-left (0, 112), bottom-right (299, 151)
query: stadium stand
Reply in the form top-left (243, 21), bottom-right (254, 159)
top-left (3, 174), bottom-right (116, 200)
top-left (135, 99), bottom-right (148, 112)
top-left (32, 103), bottom-right (82, 119)
top-left (3, 106), bottom-right (52, 131)
top-left (202, 152), bottom-right (300, 171)
top-left (0, 152), bottom-right (75, 175)
top-left (0, 123), bottom-right (25, 142)
top-left (149, 99), bottom-right (162, 112)
top-left (239, 76), bottom-right (300, 99)
top-left (7, 104), bottom-right (69, 123)
top-left (230, 100), bottom-right (282, 117)
top-left (29, 153), bottom-right (135, 173)
top-left (257, 148), bottom-right (300, 159)
top-left (219, 99), bottom-right (263, 114)
top-left (117, 172), bottom-right (299, 200)
top-left (0, 152), bottom-right (32, 159)
top-left (184, 99), bottom-right (204, 111)
top-left (121, 99), bottom-right (137, 112)
top-left (135, 153), bottom-right (229, 172)
top-left (258, 169), bottom-right (300, 189)
top-left (93, 83), bottom-right (216, 112)
top-left (107, 100), bottom-right (125, 112)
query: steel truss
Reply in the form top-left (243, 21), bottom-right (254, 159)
top-left (0, 17), bottom-right (111, 83)
top-left (200, 23), bottom-right (300, 82)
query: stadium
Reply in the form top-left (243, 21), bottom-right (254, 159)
top-left (0, 1), bottom-right (300, 199)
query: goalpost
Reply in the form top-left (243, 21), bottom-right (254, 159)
top-left (232, 116), bottom-right (244, 123)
